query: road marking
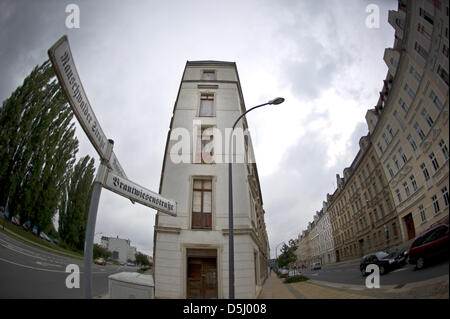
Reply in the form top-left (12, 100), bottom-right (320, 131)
top-left (0, 257), bottom-right (105, 274)
top-left (391, 268), bottom-right (408, 273)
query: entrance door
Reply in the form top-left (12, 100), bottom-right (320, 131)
top-left (404, 213), bottom-right (416, 240)
top-left (187, 249), bottom-right (218, 299)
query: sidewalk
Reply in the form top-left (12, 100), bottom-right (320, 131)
top-left (259, 273), bottom-right (449, 299)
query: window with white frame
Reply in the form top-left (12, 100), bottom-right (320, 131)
top-left (399, 97), bottom-right (409, 113)
top-left (442, 187), bottom-right (449, 208)
top-left (414, 41), bottom-right (429, 60)
top-left (420, 163), bottom-right (431, 181)
top-left (419, 204), bottom-right (426, 222)
top-left (407, 134), bottom-right (419, 154)
top-left (394, 111), bottom-right (406, 130)
top-left (201, 70), bottom-right (216, 81)
top-left (429, 152), bottom-right (440, 171)
top-left (410, 174), bottom-right (418, 192)
top-left (432, 195), bottom-right (440, 214)
top-left (393, 155), bottom-right (400, 170)
top-left (404, 83), bottom-right (416, 100)
top-left (421, 108), bottom-right (434, 128)
top-left (414, 122), bottom-right (426, 141)
top-left (403, 182), bottom-right (411, 198)
top-left (395, 189), bottom-right (402, 203)
top-left (191, 178), bottom-right (213, 229)
top-left (429, 90), bottom-right (443, 111)
top-left (387, 163), bottom-right (394, 179)
top-left (409, 65), bottom-right (422, 82)
top-left (199, 93), bottom-right (214, 117)
top-left (195, 126), bottom-right (215, 164)
top-left (399, 147), bottom-right (408, 164)
top-left (439, 139), bottom-right (449, 161)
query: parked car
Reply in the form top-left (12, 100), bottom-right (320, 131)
top-left (279, 268), bottom-right (289, 275)
top-left (127, 262), bottom-right (136, 267)
top-left (94, 257), bottom-right (106, 265)
top-left (288, 268), bottom-right (301, 277)
top-left (39, 232), bottom-right (51, 242)
top-left (52, 238), bottom-right (59, 245)
top-left (22, 220), bottom-right (31, 231)
top-left (11, 216), bottom-right (21, 226)
top-left (360, 250), bottom-right (406, 276)
top-left (408, 223), bottom-right (449, 270)
top-left (311, 262), bottom-right (321, 270)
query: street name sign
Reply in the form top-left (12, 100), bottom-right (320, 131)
top-left (48, 35), bottom-right (109, 160)
top-left (104, 171), bottom-right (177, 216)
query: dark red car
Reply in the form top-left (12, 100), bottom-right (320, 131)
top-left (408, 223), bottom-right (449, 269)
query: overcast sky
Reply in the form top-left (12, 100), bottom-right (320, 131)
top-left (1, 0), bottom-right (397, 258)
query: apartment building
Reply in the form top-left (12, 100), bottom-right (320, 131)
top-left (100, 236), bottom-right (137, 263)
top-left (296, 0), bottom-right (448, 265)
top-left (366, 0), bottom-right (449, 243)
top-left (153, 61), bottom-right (269, 299)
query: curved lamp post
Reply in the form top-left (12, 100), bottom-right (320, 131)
top-left (228, 97), bottom-right (285, 299)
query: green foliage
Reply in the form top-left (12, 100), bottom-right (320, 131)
top-left (58, 155), bottom-right (95, 251)
top-left (277, 239), bottom-right (298, 269)
top-left (135, 252), bottom-right (151, 266)
top-left (0, 59), bottom-right (94, 254)
top-left (284, 275), bottom-right (309, 284)
top-left (93, 243), bottom-right (111, 260)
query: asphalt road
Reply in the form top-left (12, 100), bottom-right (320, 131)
top-left (0, 230), bottom-right (139, 298)
top-left (299, 258), bottom-right (449, 288)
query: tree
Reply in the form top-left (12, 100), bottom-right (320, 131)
top-left (135, 252), bottom-right (151, 267)
top-left (277, 239), bottom-right (298, 269)
top-left (0, 60), bottom-right (78, 235)
top-left (93, 244), bottom-right (111, 260)
top-left (58, 155), bottom-right (95, 251)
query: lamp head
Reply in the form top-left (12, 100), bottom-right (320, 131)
top-left (268, 97), bottom-right (285, 105)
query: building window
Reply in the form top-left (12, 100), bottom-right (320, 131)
top-left (377, 142), bottom-right (384, 154)
top-left (199, 93), bottom-right (214, 117)
top-left (443, 44), bottom-right (449, 58)
top-left (387, 164), bottom-right (394, 179)
top-left (395, 189), bottom-right (402, 203)
top-left (403, 182), bottom-right (411, 198)
top-left (386, 198), bottom-right (393, 212)
top-left (409, 65), bottom-right (422, 82)
top-left (404, 83), bottom-right (416, 100)
top-left (429, 90), bottom-right (443, 111)
top-left (394, 111), bottom-right (406, 130)
top-left (192, 178), bottom-right (213, 229)
top-left (414, 122), bottom-right (426, 141)
top-left (421, 108), bottom-right (434, 128)
top-left (419, 8), bottom-right (434, 25)
top-left (439, 139), bottom-right (449, 161)
top-left (414, 42), bottom-right (429, 60)
top-left (407, 134), bottom-right (419, 154)
top-left (195, 126), bottom-right (215, 164)
top-left (432, 195), bottom-right (440, 214)
top-left (399, 147), bottom-right (408, 164)
top-left (437, 65), bottom-right (449, 86)
top-left (442, 187), bottom-right (449, 208)
top-left (399, 97), bottom-right (409, 113)
top-left (420, 163), bottom-right (431, 181)
top-left (419, 205), bottom-right (426, 222)
top-left (379, 204), bottom-right (385, 218)
top-left (410, 175), bottom-right (418, 192)
top-left (393, 155), bottom-right (400, 170)
top-left (202, 70), bottom-right (216, 81)
top-left (387, 124), bottom-right (395, 138)
top-left (429, 152), bottom-right (440, 171)
top-left (392, 222), bottom-right (398, 237)
top-left (382, 133), bottom-right (389, 145)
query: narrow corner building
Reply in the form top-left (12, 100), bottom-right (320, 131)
top-left (153, 61), bottom-right (270, 299)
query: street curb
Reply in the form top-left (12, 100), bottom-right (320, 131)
top-left (308, 274), bottom-right (449, 293)
top-left (1, 227), bottom-right (82, 259)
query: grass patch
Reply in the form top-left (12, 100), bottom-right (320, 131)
top-left (284, 275), bottom-right (309, 283)
top-left (0, 219), bottom-right (83, 259)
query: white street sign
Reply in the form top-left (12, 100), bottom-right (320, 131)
top-left (48, 35), bottom-right (109, 160)
top-left (104, 171), bottom-right (177, 216)
top-left (108, 151), bottom-right (127, 179)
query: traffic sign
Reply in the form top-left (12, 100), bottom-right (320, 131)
top-left (104, 171), bottom-right (177, 216)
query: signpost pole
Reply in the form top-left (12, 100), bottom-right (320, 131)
top-left (83, 141), bottom-right (113, 299)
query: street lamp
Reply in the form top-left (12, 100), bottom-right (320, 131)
top-left (228, 97), bottom-right (285, 299)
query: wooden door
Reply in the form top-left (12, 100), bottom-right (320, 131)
top-left (404, 213), bottom-right (416, 240)
top-left (187, 257), bottom-right (217, 299)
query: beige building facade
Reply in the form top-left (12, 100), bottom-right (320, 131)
top-left (366, 0), bottom-right (449, 243)
top-left (153, 61), bottom-right (269, 299)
